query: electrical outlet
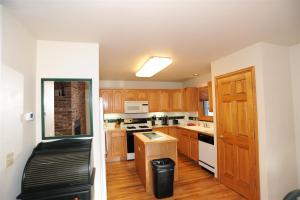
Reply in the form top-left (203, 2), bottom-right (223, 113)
top-left (6, 153), bottom-right (14, 168)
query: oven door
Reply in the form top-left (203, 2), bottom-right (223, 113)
top-left (126, 129), bottom-right (152, 160)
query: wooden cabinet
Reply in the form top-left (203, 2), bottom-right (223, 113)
top-left (148, 90), bottom-right (160, 112)
top-left (184, 87), bottom-right (199, 112)
top-left (137, 90), bottom-right (148, 101)
top-left (100, 87), bottom-right (200, 113)
top-left (112, 90), bottom-right (124, 113)
top-left (207, 81), bottom-right (213, 112)
top-left (181, 135), bottom-right (190, 157)
top-left (123, 90), bottom-right (137, 101)
top-left (159, 90), bottom-right (170, 112)
top-left (177, 127), bottom-right (199, 161)
top-left (170, 89), bottom-right (183, 111)
top-left (153, 127), bottom-right (169, 135)
top-left (168, 127), bottom-right (177, 138)
top-left (100, 89), bottom-right (113, 113)
top-left (107, 130), bottom-right (127, 162)
top-left (190, 138), bottom-right (199, 161)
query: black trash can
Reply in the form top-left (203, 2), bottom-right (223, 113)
top-left (151, 158), bottom-right (175, 199)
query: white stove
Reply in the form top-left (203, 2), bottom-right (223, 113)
top-left (124, 118), bottom-right (152, 160)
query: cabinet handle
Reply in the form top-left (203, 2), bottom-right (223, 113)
top-left (219, 135), bottom-right (224, 139)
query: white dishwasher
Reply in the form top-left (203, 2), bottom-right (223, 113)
top-left (198, 133), bottom-right (215, 173)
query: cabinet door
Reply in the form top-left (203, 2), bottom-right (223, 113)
top-left (107, 130), bottom-right (127, 161)
top-left (168, 127), bottom-right (177, 138)
top-left (207, 81), bottom-right (213, 112)
top-left (113, 90), bottom-right (124, 113)
top-left (184, 88), bottom-right (199, 112)
top-left (181, 135), bottom-right (190, 157)
top-left (100, 89), bottom-right (113, 113)
top-left (159, 90), bottom-right (170, 112)
top-left (137, 90), bottom-right (148, 101)
top-left (148, 90), bottom-right (160, 112)
top-left (170, 89), bottom-right (183, 112)
top-left (190, 138), bottom-right (199, 161)
top-left (123, 90), bottom-right (138, 101)
top-left (153, 127), bottom-right (169, 135)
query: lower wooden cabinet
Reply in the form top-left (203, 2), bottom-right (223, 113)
top-left (106, 130), bottom-right (127, 162)
top-left (177, 128), bottom-right (199, 162)
top-left (190, 138), bottom-right (199, 161)
top-left (168, 127), bottom-right (177, 138)
top-left (153, 127), bottom-right (169, 134)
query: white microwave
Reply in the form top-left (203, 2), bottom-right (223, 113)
top-left (124, 101), bottom-right (149, 114)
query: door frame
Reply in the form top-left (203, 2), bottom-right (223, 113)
top-left (215, 66), bottom-right (260, 200)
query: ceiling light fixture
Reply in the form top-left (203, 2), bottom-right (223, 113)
top-left (136, 57), bottom-right (173, 77)
top-left (193, 73), bottom-right (199, 76)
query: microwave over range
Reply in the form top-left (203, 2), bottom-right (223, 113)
top-left (124, 101), bottom-right (149, 114)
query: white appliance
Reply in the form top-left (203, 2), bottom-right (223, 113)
top-left (124, 118), bottom-right (152, 160)
top-left (124, 101), bottom-right (149, 114)
top-left (198, 133), bottom-right (215, 173)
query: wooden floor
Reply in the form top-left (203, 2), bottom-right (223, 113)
top-left (106, 155), bottom-right (245, 200)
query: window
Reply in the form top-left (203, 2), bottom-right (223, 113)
top-left (203, 101), bottom-right (213, 116)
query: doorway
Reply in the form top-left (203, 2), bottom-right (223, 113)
top-left (215, 67), bottom-right (260, 199)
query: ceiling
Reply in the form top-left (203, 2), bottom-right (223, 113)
top-left (3, 0), bottom-right (300, 81)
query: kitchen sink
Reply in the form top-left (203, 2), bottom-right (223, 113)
top-left (142, 132), bottom-right (162, 140)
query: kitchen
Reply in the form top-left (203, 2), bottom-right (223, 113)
top-left (101, 80), bottom-right (232, 199)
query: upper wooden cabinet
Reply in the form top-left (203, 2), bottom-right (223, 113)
top-left (184, 87), bottom-right (199, 112)
top-left (123, 90), bottom-right (138, 101)
top-left (148, 90), bottom-right (160, 112)
top-left (170, 89), bottom-right (184, 112)
top-left (198, 82), bottom-right (213, 121)
top-left (112, 90), bottom-right (124, 113)
top-left (207, 81), bottom-right (213, 112)
top-left (100, 87), bottom-right (200, 113)
top-left (100, 89), bottom-right (113, 113)
top-left (137, 90), bottom-right (148, 101)
top-left (159, 90), bottom-right (170, 112)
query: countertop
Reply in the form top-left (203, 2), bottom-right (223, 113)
top-left (105, 124), bottom-right (215, 136)
top-left (133, 131), bottom-right (177, 144)
top-left (153, 125), bottom-right (215, 136)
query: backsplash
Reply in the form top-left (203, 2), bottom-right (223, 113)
top-left (104, 112), bottom-right (214, 129)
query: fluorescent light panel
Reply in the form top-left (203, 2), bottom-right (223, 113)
top-left (136, 57), bottom-right (173, 77)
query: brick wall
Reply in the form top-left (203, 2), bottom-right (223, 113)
top-left (54, 81), bottom-right (87, 135)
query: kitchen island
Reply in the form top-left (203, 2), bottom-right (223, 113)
top-left (134, 131), bottom-right (178, 193)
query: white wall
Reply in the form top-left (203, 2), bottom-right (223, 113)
top-left (290, 43), bottom-right (300, 187)
top-left (100, 80), bottom-right (183, 89)
top-left (211, 43), bottom-right (298, 200)
top-left (182, 73), bottom-right (211, 87)
top-left (0, 7), bottom-right (37, 200)
top-left (35, 40), bottom-right (104, 200)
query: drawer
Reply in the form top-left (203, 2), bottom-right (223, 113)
top-left (189, 131), bottom-right (198, 139)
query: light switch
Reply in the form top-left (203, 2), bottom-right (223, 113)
top-left (6, 153), bottom-right (14, 168)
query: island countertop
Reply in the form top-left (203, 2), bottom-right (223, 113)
top-left (134, 131), bottom-right (178, 194)
top-left (133, 131), bottom-right (178, 144)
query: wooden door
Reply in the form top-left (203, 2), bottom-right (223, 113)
top-left (170, 89), bottom-right (184, 111)
top-left (159, 90), bottom-right (170, 112)
top-left (113, 90), bottom-right (124, 113)
top-left (216, 67), bottom-right (259, 200)
top-left (100, 89), bottom-right (112, 113)
top-left (148, 90), bottom-right (160, 112)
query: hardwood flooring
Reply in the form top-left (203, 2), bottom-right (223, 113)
top-left (106, 155), bottom-right (245, 200)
